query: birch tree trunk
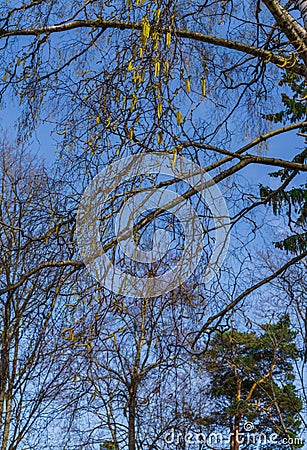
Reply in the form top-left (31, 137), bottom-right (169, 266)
top-left (296, 0), bottom-right (307, 28)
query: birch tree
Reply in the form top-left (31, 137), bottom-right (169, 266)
top-left (0, 141), bottom-right (80, 449)
top-left (0, 1), bottom-right (307, 447)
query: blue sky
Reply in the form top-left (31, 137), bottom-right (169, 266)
top-left (1, 97), bottom-right (305, 181)
top-left (1, 99), bottom-right (56, 166)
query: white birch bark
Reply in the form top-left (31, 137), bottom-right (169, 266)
top-left (296, 0), bottom-right (307, 28)
top-left (263, 0), bottom-right (307, 42)
top-left (263, 0), bottom-right (307, 71)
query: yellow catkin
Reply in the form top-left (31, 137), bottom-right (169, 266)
top-left (141, 17), bottom-right (150, 46)
top-left (157, 101), bottom-right (162, 118)
top-left (154, 61), bottom-right (160, 77)
top-left (185, 78), bottom-right (191, 93)
top-left (202, 77), bottom-right (206, 96)
top-left (166, 31), bottom-right (171, 48)
top-left (172, 149), bottom-right (177, 168)
top-left (176, 111), bottom-right (183, 125)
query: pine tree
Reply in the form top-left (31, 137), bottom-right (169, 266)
top-left (200, 316), bottom-right (303, 449)
top-left (261, 72), bottom-right (307, 255)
